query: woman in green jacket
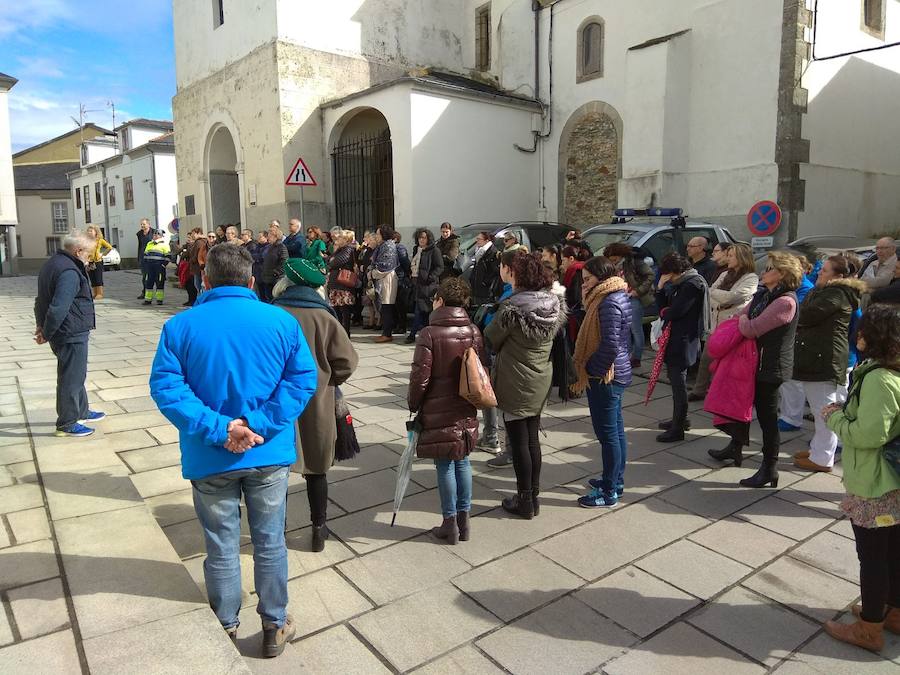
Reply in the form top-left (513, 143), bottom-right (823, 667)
top-left (484, 250), bottom-right (566, 519)
top-left (305, 226), bottom-right (328, 269)
top-left (822, 303), bottom-right (900, 653)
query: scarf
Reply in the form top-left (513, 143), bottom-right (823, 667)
top-left (474, 241), bottom-right (492, 263)
top-left (669, 268), bottom-right (712, 339)
top-left (372, 240), bottom-right (398, 273)
top-left (273, 281), bottom-right (337, 318)
top-left (572, 276), bottom-right (629, 394)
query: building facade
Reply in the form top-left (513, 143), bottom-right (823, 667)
top-left (172, 0), bottom-right (900, 244)
top-left (0, 72), bottom-right (18, 275)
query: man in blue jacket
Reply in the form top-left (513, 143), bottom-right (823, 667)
top-left (34, 231), bottom-right (106, 437)
top-left (150, 244), bottom-right (317, 657)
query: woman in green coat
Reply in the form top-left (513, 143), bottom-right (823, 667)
top-left (822, 303), bottom-right (900, 653)
top-left (484, 250), bottom-right (566, 519)
top-left (305, 226), bottom-right (328, 269)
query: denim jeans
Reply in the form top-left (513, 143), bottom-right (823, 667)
top-left (408, 307), bottom-right (429, 339)
top-left (50, 339), bottom-right (89, 429)
top-left (481, 406), bottom-right (499, 446)
top-left (586, 380), bottom-right (627, 493)
top-left (194, 273), bottom-right (204, 295)
top-left (630, 297), bottom-right (644, 361)
top-left (434, 458), bottom-right (472, 518)
top-left (667, 365), bottom-right (689, 430)
top-left (192, 465), bottom-right (290, 630)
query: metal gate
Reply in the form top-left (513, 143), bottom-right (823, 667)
top-left (331, 131), bottom-right (394, 240)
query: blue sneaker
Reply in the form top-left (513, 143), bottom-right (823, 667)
top-left (587, 478), bottom-right (625, 498)
top-left (578, 488), bottom-right (618, 509)
top-left (55, 423), bottom-right (95, 437)
top-left (777, 419), bottom-right (802, 432)
top-left (79, 410), bottom-right (106, 423)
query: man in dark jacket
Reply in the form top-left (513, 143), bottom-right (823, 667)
top-left (870, 259), bottom-right (900, 304)
top-left (136, 218), bottom-right (154, 298)
top-left (436, 222), bottom-right (461, 279)
top-left (394, 232), bottom-right (412, 334)
top-left (34, 231), bottom-right (105, 437)
top-left (687, 237), bottom-right (719, 285)
top-left (283, 219), bottom-right (307, 259)
top-left (469, 231), bottom-right (501, 306)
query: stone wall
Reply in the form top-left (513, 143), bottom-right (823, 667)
top-left (562, 112), bottom-right (619, 226)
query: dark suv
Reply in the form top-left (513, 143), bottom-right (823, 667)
top-left (456, 221), bottom-right (570, 272)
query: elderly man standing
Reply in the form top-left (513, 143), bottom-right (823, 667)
top-left (283, 218), bottom-right (307, 259)
top-left (34, 231), bottom-right (106, 437)
top-left (150, 244), bottom-right (317, 656)
top-left (686, 237), bottom-right (719, 285)
top-left (862, 237), bottom-right (898, 292)
top-left (136, 218), bottom-right (154, 299)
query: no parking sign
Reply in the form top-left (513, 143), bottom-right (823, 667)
top-left (747, 200), bottom-right (782, 237)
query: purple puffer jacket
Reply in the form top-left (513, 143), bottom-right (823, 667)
top-left (585, 289), bottom-right (633, 386)
top-left (704, 317), bottom-right (758, 423)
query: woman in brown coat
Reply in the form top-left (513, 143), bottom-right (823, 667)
top-left (274, 258), bottom-right (358, 552)
top-left (408, 277), bottom-right (486, 545)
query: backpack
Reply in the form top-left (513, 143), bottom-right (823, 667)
top-left (459, 338), bottom-right (496, 409)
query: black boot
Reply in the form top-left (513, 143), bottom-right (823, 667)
top-left (431, 516), bottom-right (459, 544)
top-left (456, 511), bottom-right (470, 542)
top-left (501, 491), bottom-right (534, 519)
top-left (658, 419), bottom-right (691, 431)
top-left (739, 460), bottom-right (779, 488)
top-left (311, 524), bottom-right (329, 552)
top-left (531, 487), bottom-right (540, 517)
top-left (656, 426), bottom-right (685, 443)
top-left (708, 441), bottom-right (743, 467)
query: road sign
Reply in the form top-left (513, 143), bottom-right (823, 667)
top-left (285, 157), bottom-right (317, 186)
top-left (747, 200), bottom-right (782, 237)
top-left (751, 236), bottom-right (774, 249)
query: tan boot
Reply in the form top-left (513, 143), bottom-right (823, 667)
top-left (793, 456), bottom-right (831, 472)
top-left (431, 516), bottom-right (459, 545)
top-left (94, 286), bottom-right (104, 300)
top-left (824, 617), bottom-right (884, 653)
top-left (851, 604), bottom-right (900, 634)
top-left (792, 449), bottom-right (810, 460)
top-left (91, 286), bottom-right (99, 299)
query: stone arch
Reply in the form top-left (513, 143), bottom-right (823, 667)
top-left (558, 101), bottom-right (623, 226)
top-left (202, 110), bottom-right (245, 230)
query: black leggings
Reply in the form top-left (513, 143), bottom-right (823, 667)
top-left (854, 522), bottom-right (900, 622)
top-left (305, 473), bottom-right (328, 527)
top-left (504, 416), bottom-right (542, 494)
top-left (380, 304), bottom-right (395, 337)
top-left (726, 380), bottom-right (780, 458)
top-left (336, 305), bottom-right (352, 336)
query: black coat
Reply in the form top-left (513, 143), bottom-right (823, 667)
top-left (871, 278), bottom-right (900, 304)
top-left (656, 273), bottom-right (706, 369)
top-left (411, 245), bottom-right (443, 312)
top-left (470, 245), bottom-right (501, 305)
top-left (262, 242), bottom-right (288, 284)
top-left (692, 255), bottom-right (719, 286)
top-left (327, 244), bottom-right (356, 292)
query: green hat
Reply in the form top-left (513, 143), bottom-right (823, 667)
top-left (283, 257), bottom-right (326, 288)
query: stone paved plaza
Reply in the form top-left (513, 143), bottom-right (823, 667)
top-left (0, 270), bottom-right (898, 674)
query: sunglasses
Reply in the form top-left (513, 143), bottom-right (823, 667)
top-left (764, 266), bottom-right (775, 272)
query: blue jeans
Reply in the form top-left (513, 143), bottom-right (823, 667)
top-left (408, 306), bottom-right (429, 338)
top-left (434, 457), bottom-right (472, 518)
top-left (192, 465), bottom-right (290, 630)
top-left (586, 381), bottom-right (627, 493)
top-left (630, 297), bottom-right (644, 361)
top-left (194, 273), bottom-right (204, 295)
top-left (50, 339), bottom-right (89, 429)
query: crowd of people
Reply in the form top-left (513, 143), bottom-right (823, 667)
top-left (32, 222), bottom-right (900, 658)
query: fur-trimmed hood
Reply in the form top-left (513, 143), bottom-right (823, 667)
top-left (498, 289), bottom-right (568, 343)
top-left (826, 276), bottom-right (867, 309)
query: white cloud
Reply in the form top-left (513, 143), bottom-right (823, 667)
top-left (0, 0), bottom-right (71, 38)
top-left (15, 56), bottom-right (65, 79)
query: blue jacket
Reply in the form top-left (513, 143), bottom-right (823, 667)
top-left (283, 232), bottom-right (307, 259)
top-left (34, 251), bottom-right (95, 344)
top-left (150, 286), bottom-right (318, 480)
top-left (586, 289), bottom-right (633, 386)
top-left (796, 276), bottom-right (814, 304)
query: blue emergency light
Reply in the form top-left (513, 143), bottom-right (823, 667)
top-left (614, 208), bottom-right (683, 217)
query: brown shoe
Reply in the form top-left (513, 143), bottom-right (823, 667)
top-left (852, 604), bottom-right (900, 634)
top-left (430, 516), bottom-right (459, 544)
top-left (793, 450), bottom-right (810, 460)
top-left (373, 335), bottom-right (393, 344)
top-left (824, 618), bottom-right (884, 653)
top-left (262, 614), bottom-right (296, 658)
top-left (793, 456), bottom-right (832, 472)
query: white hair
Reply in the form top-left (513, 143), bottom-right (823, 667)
top-left (62, 230), bottom-right (92, 252)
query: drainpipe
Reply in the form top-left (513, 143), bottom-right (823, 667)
top-left (148, 147), bottom-right (160, 236)
top-left (100, 163), bottom-right (109, 242)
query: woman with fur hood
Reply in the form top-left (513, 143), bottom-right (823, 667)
top-left (789, 255), bottom-right (867, 472)
top-left (484, 250), bottom-right (567, 519)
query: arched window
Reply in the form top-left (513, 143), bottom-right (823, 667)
top-left (577, 19), bottom-right (604, 83)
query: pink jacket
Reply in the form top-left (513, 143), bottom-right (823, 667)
top-left (704, 317), bottom-right (758, 423)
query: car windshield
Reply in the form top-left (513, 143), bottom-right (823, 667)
top-left (582, 228), bottom-right (643, 253)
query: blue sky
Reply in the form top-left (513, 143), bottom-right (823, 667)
top-left (1, 0), bottom-right (175, 152)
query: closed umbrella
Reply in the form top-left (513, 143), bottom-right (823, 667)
top-left (645, 323), bottom-right (671, 404)
top-left (391, 418), bottom-right (421, 527)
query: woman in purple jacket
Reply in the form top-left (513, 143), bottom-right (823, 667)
top-left (571, 256), bottom-right (633, 508)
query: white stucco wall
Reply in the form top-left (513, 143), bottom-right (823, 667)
top-left (15, 192), bottom-right (70, 263)
top-left (0, 86), bottom-right (15, 226)
top-left (153, 152), bottom-right (179, 227)
top-left (800, 0), bottom-right (900, 237)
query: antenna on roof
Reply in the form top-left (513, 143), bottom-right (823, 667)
top-left (107, 101), bottom-right (116, 149)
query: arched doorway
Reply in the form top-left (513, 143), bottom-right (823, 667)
top-left (558, 102), bottom-right (622, 225)
top-left (206, 125), bottom-right (242, 228)
top-left (330, 108), bottom-right (394, 239)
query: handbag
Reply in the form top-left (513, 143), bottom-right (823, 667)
top-left (336, 268), bottom-right (358, 289)
top-left (334, 388), bottom-right (361, 462)
top-left (459, 340), bottom-right (497, 410)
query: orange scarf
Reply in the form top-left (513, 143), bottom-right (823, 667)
top-left (572, 276), bottom-right (629, 394)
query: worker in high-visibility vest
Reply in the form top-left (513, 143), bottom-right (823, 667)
top-left (142, 230), bottom-right (171, 305)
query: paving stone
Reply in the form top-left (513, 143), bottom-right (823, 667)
top-left (575, 565), bottom-right (699, 637)
top-left (147, 424), bottom-right (179, 445)
top-left (55, 505), bottom-right (205, 639)
top-left (96, 384), bottom-right (152, 401)
top-left (689, 586), bottom-right (820, 667)
top-left (130, 464), bottom-right (187, 498)
top-left (328, 443), bottom-right (404, 482)
top-left (788, 530), bottom-right (860, 584)
top-left (0, 601), bottom-right (12, 646)
top-left (44, 463), bottom-right (143, 521)
top-left (339, 534), bottom-right (470, 605)
top-left (688, 517), bottom-right (796, 568)
top-left (96, 410), bottom-right (168, 432)
top-left (787, 470), bottom-right (845, 503)
top-left (411, 645), bottom-right (505, 674)
top-left (635, 539), bottom-right (752, 599)
top-left (0, 628), bottom-right (82, 674)
top-left (0, 522), bottom-right (9, 548)
top-left (36, 430), bottom-right (158, 472)
top-left (116, 395), bottom-right (159, 412)
top-left (604, 621), bottom-right (765, 675)
top-left (329, 467), bottom-right (419, 513)
top-left (743, 556), bottom-right (859, 623)
top-left (119, 442), bottom-right (181, 473)
top-left (354, 422), bottom-right (406, 446)
top-left (352, 583), bottom-right (500, 672)
top-left (0, 443), bottom-right (32, 465)
top-left (0, 539), bottom-right (59, 590)
top-left (292, 624), bottom-right (391, 674)
top-left (7, 460), bottom-right (38, 483)
top-left (8, 577), bottom-right (70, 639)
top-left (286, 567), bottom-right (372, 638)
top-left (83, 607), bottom-right (251, 675)
top-left (772, 628), bottom-right (899, 674)
top-left (144, 488), bottom-right (196, 527)
top-left (533, 498), bottom-right (709, 581)
top-left (829, 517), bottom-right (855, 540)
top-left (477, 595), bottom-right (635, 675)
top-left (0, 482), bottom-right (43, 514)
top-left (776, 488), bottom-right (845, 519)
top-left (453, 547), bottom-right (581, 622)
top-left (540, 419), bottom-right (598, 451)
top-left (734, 495), bottom-right (835, 541)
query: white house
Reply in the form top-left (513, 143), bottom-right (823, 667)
top-left (172, 0), bottom-right (900, 244)
top-left (0, 72), bottom-right (19, 275)
top-left (68, 119), bottom-right (178, 263)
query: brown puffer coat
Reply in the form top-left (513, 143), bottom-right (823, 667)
top-left (408, 306), bottom-right (486, 460)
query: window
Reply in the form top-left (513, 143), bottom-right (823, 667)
top-left (75, 187), bottom-right (82, 209)
top-left (81, 144), bottom-right (88, 165)
top-left (475, 4), bottom-right (491, 71)
top-left (577, 19), bottom-right (604, 83)
top-left (52, 202), bottom-right (68, 234)
top-left (185, 195), bottom-right (196, 216)
top-left (46, 237), bottom-right (62, 256)
top-left (213, 0), bottom-right (225, 28)
top-left (862, 0), bottom-right (885, 39)
top-left (123, 177), bottom-right (134, 210)
top-left (108, 185), bottom-right (116, 207)
top-left (94, 181), bottom-right (101, 205)
top-left (84, 189), bottom-right (91, 222)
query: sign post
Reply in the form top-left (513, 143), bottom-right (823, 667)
top-left (285, 157), bottom-right (318, 224)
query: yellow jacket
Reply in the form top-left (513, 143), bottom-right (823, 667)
top-left (89, 238), bottom-right (113, 263)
